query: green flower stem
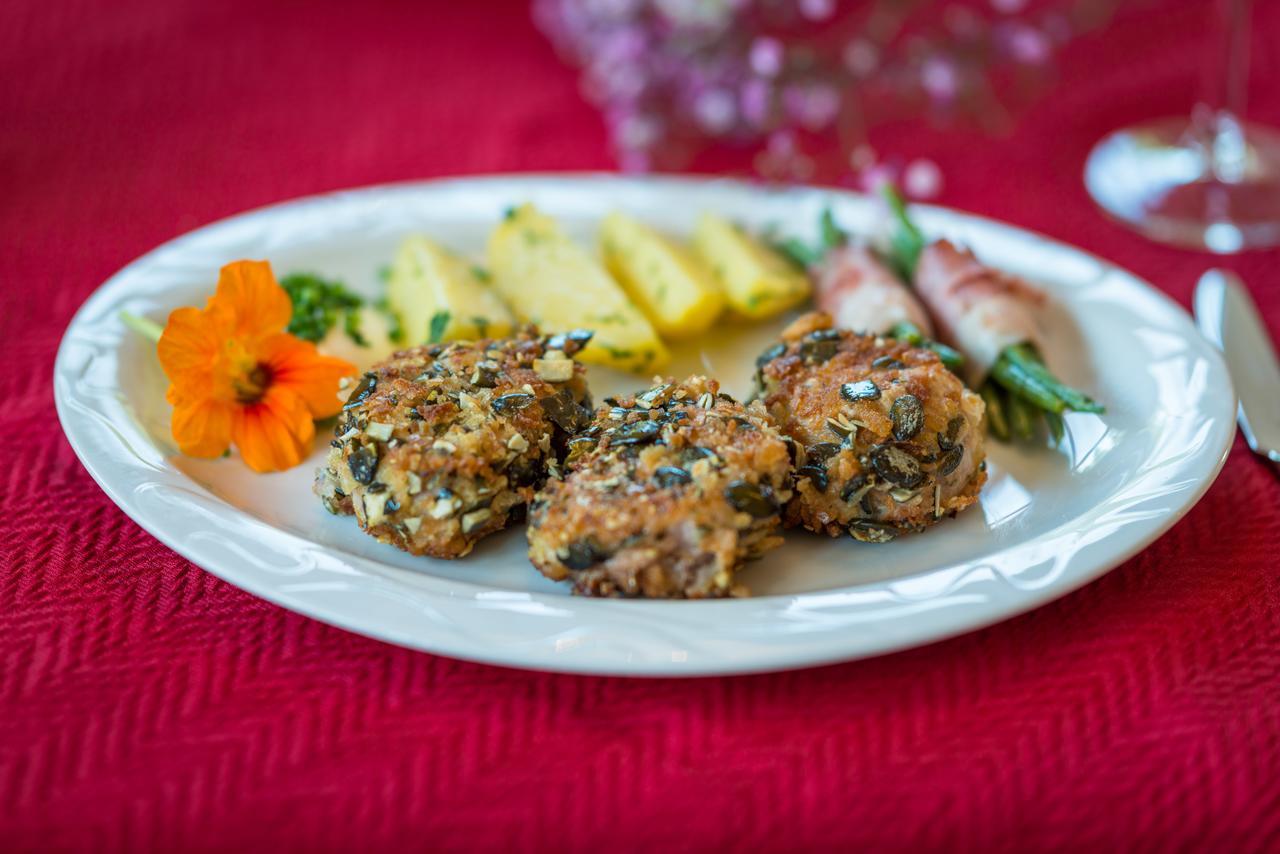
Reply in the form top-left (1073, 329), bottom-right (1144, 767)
top-left (120, 311), bottom-right (163, 343)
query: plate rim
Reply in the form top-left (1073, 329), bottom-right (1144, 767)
top-left (53, 172), bottom-right (1237, 677)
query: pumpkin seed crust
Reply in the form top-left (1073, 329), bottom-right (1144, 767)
top-left (755, 311), bottom-right (987, 540)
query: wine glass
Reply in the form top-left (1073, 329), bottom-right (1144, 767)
top-left (1085, 0), bottom-right (1280, 252)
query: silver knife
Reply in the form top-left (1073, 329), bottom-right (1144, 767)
top-left (1194, 269), bottom-right (1280, 469)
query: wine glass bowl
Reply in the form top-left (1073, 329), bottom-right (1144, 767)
top-left (1085, 0), bottom-right (1280, 253)
top-left (1086, 115), bottom-right (1280, 252)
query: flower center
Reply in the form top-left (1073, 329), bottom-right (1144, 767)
top-left (233, 363), bottom-right (272, 404)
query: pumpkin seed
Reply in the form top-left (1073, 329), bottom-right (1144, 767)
top-left (610, 419), bottom-right (661, 445)
top-left (347, 445), bottom-right (378, 484)
top-left (945, 415), bottom-right (965, 447)
top-left (343, 372), bottom-right (377, 410)
top-left (565, 435), bottom-right (596, 467)
top-left (543, 388), bottom-right (589, 433)
top-left (869, 443), bottom-right (924, 488)
top-left (470, 365), bottom-right (499, 388)
top-left (724, 480), bottom-right (779, 518)
top-left (890, 394), bottom-right (924, 441)
top-left (840, 380), bottom-right (881, 402)
top-left (546, 328), bottom-right (594, 354)
top-left (860, 488), bottom-right (890, 518)
top-left (682, 446), bottom-right (717, 464)
top-left (654, 465), bottom-right (692, 488)
top-left (635, 383), bottom-right (672, 409)
top-left (805, 442), bottom-right (842, 466)
top-left (807, 328), bottom-right (841, 341)
top-left (827, 415), bottom-right (857, 440)
top-left (558, 538), bottom-right (606, 570)
top-left (938, 445), bottom-right (964, 476)
top-left (872, 356), bottom-right (905, 370)
top-left (849, 521), bottom-right (898, 544)
top-left (840, 474), bottom-right (870, 503)
top-left (492, 392), bottom-right (536, 414)
top-left (796, 465), bottom-right (829, 492)
top-left (756, 342), bottom-right (786, 367)
top-left (800, 339), bottom-right (839, 363)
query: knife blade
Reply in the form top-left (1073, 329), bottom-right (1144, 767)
top-left (1194, 269), bottom-right (1280, 468)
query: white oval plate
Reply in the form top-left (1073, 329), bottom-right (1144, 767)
top-left (55, 175), bottom-right (1235, 676)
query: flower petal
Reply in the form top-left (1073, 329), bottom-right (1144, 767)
top-left (230, 386), bottom-right (315, 472)
top-left (212, 260), bottom-right (293, 342)
top-left (157, 305), bottom-right (226, 386)
top-left (259, 333), bottom-right (356, 419)
top-left (170, 397), bottom-right (234, 459)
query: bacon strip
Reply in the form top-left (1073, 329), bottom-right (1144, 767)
top-left (814, 245), bottom-right (934, 338)
top-left (914, 240), bottom-right (1045, 384)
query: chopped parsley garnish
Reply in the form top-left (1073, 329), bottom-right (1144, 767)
top-left (373, 296), bottom-right (404, 344)
top-left (280, 272), bottom-right (367, 346)
top-left (428, 311), bottom-right (452, 343)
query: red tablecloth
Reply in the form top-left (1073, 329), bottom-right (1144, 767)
top-left (5, 0), bottom-right (1280, 849)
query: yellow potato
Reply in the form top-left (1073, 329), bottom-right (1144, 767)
top-left (692, 212), bottom-right (811, 319)
top-left (487, 204), bottom-right (668, 373)
top-left (599, 212), bottom-right (723, 338)
top-left (317, 306), bottom-right (399, 371)
top-left (387, 236), bottom-right (514, 345)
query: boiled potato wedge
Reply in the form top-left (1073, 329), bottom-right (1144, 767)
top-left (692, 213), bottom-right (811, 319)
top-left (599, 212), bottom-right (723, 338)
top-left (487, 204), bottom-right (668, 373)
top-left (387, 236), bottom-right (514, 345)
top-left (317, 306), bottom-right (399, 371)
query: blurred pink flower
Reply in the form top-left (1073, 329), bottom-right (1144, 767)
top-left (921, 58), bottom-right (959, 102)
top-left (903, 158), bottom-right (943, 198)
top-left (535, 0), bottom-right (1122, 180)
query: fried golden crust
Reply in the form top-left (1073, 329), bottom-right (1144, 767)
top-left (757, 312), bottom-right (986, 542)
top-left (527, 376), bottom-right (793, 598)
top-left (314, 327), bottom-right (593, 558)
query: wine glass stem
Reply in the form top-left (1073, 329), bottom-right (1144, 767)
top-left (1194, 0), bottom-right (1252, 183)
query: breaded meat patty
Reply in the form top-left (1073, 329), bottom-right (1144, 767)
top-left (757, 312), bottom-right (986, 543)
top-left (315, 328), bottom-right (594, 558)
top-left (527, 376), bottom-right (793, 598)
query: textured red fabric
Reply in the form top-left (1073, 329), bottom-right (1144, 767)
top-left (4, 0), bottom-right (1280, 850)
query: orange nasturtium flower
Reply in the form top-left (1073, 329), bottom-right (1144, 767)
top-left (156, 260), bottom-right (356, 472)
